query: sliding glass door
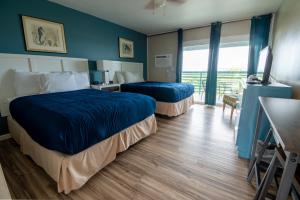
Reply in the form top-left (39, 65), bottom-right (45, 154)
top-left (181, 21), bottom-right (250, 105)
top-left (181, 45), bottom-right (209, 103)
top-left (216, 42), bottom-right (249, 103)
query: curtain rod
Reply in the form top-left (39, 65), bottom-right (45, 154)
top-left (147, 17), bottom-right (253, 37)
top-left (148, 13), bottom-right (274, 37)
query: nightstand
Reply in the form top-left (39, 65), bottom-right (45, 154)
top-left (91, 84), bottom-right (120, 92)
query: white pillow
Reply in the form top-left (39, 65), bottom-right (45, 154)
top-left (14, 71), bottom-right (41, 97)
top-left (124, 71), bottom-right (144, 83)
top-left (116, 71), bottom-right (125, 84)
top-left (39, 73), bottom-right (77, 93)
top-left (73, 72), bottom-right (90, 89)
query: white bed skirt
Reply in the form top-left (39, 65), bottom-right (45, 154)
top-left (8, 115), bottom-right (157, 194)
top-left (156, 95), bottom-right (194, 117)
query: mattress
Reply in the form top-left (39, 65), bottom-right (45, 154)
top-left (120, 81), bottom-right (194, 103)
top-left (9, 89), bottom-right (156, 155)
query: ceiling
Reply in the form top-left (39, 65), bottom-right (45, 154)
top-left (50, 0), bottom-right (283, 35)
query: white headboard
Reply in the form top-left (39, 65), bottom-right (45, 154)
top-left (97, 60), bottom-right (143, 83)
top-left (0, 53), bottom-right (89, 116)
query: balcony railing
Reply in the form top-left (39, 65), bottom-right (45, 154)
top-left (181, 71), bottom-right (248, 102)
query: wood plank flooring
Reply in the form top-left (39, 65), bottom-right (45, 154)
top-left (0, 105), bottom-right (255, 199)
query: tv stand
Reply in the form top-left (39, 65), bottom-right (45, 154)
top-left (235, 82), bottom-right (292, 159)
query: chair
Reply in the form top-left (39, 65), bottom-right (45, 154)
top-left (249, 129), bottom-right (300, 200)
top-left (217, 81), bottom-right (235, 101)
top-left (222, 94), bottom-right (238, 120)
top-left (253, 145), bottom-right (300, 200)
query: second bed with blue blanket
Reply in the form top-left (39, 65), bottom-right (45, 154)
top-left (10, 89), bottom-right (156, 155)
top-left (120, 81), bottom-right (194, 103)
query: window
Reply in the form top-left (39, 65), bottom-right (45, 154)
top-left (218, 45), bottom-right (249, 72)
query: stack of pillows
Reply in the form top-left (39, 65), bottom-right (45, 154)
top-left (115, 71), bottom-right (144, 84)
top-left (13, 70), bottom-right (90, 97)
top-left (13, 70), bottom-right (144, 97)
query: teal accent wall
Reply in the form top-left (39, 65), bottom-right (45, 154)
top-left (0, 0), bottom-right (147, 71)
top-left (0, 0), bottom-right (147, 135)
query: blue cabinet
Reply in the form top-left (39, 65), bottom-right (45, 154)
top-left (236, 82), bottom-right (292, 159)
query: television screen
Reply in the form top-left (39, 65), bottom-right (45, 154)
top-left (257, 46), bottom-right (273, 85)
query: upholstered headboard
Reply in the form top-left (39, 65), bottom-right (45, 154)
top-left (0, 53), bottom-right (89, 116)
top-left (97, 60), bottom-right (143, 83)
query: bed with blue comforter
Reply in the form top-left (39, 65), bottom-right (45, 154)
top-left (9, 89), bottom-right (156, 155)
top-left (120, 81), bottom-right (194, 103)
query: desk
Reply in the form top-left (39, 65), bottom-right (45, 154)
top-left (251, 97), bottom-right (300, 200)
top-left (259, 98), bottom-right (300, 153)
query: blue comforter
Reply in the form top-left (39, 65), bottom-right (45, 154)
top-left (120, 82), bottom-right (194, 103)
top-left (10, 89), bottom-right (155, 155)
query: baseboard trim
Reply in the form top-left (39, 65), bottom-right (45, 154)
top-left (0, 134), bottom-right (11, 141)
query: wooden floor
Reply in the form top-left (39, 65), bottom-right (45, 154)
top-left (0, 105), bottom-right (255, 199)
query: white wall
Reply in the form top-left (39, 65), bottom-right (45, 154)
top-left (147, 32), bottom-right (178, 82)
top-left (271, 0), bottom-right (300, 98)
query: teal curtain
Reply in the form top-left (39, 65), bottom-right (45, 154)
top-left (247, 14), bottom-right (272, 77)
top-left (176, 29), bottom-right (183, 83)
top-left (205, 22), bottom-right (222, 105)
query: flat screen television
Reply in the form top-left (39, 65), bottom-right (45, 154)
top-left (257, 46), bottom-right (273, 85)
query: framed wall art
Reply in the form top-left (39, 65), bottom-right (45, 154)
top-left (119, 37), bottom-right (134, 58)
top-left (22, 16), bottom-right (67, 53)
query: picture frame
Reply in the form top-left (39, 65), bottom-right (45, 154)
top-left (22, 16), bottom-right (67, 53)
top-left (119, 37), bottom-right (134, 58)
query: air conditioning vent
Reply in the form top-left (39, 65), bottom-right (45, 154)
top-left (155, 54), bottom-right (172, 68)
